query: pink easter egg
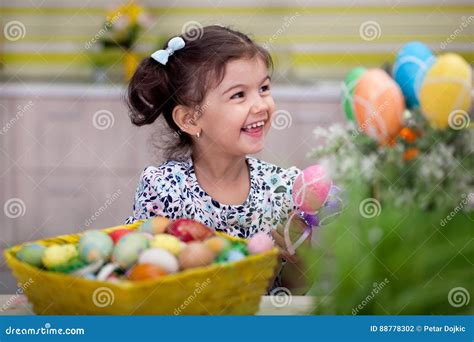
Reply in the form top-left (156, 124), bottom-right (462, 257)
top-left (247, 232), bottom-right (274, 255)
top-left (292, 165), bottom-right (332, 213)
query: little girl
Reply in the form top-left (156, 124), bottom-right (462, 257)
top-left (125, 25), bottom-right (311, 293)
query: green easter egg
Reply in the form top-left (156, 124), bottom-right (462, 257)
top-left (342, 67), bottom-right (367, 121)
top-left (112, 233), bottom-right (150, 269)
top-left (16, 243), bottom-right (46, 268)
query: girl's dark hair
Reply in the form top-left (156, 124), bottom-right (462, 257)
top-left (127, 25), bottom-right (273, 161)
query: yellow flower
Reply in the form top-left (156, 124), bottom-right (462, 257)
top-left (107, 2), bottom-right (143, 25)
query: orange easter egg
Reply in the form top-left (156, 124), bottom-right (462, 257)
top-left (178, 242), bottom-right (215, 269)
top-left (138, 217), bottom-right (170, 235)
top-left (204, 236), bottom-right (230, 254)
top-left (128, 263), bottom-right (167, 281)
top-left (353, 69), bottom-right (405, 144)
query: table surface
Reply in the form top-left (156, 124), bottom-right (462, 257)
top-left (0, 295), bottom-right (314, 316)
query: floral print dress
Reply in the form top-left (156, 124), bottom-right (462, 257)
top-left (125, 156), bottom-right (302, 290)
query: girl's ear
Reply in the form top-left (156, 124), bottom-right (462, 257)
top-left (172, 105), bottom-right (201, 135)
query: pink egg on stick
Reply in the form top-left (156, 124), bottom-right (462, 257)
top-left (247, 232), bottom-right (274, 255)
top-left (292, 165), bottom-right (332, 214)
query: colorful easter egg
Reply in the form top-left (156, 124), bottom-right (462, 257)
top-left (230, 241), bottom-right (249, 256)
top-left (247, 232), bottom-right (274, 255)
top-left (292, 165), bottom-right (332, 214)
top-left (215, 242), bottom-right (249, 263)
top-left (138, 217), bottom-right (170, 235)
top-left (150, 234), bottom-right (186, 255)
top-left (138, 248), bottom-right (179, 273)
top-left (393, 42), bottom-right (435, 108)
top-left (342, 67), bottom-right (367, 121)
top-left (42, 244), bottom-right (79, 270)
top-left (226, 250), bottom-right (246, 262)
top-left (353, 69), bottom-right (405, 144)
top-left (204, 236), bottom-right (230, 254)
top-left (178, 242), bottom-right (215, 269)
top-left (78, 230), bottom-right (113, 263)
top-left (108, 228), bottom-right (133, 244)
top-left (16, 243), bottom-right (45, 267)
top-left (167, 219), bottom-right (214, 242)
top-left (419, 53), bottom-right (472, 129)
top-left (112, 233), bottom-right (150, 269)
top-left (128, 263), bottom-right (167, 281)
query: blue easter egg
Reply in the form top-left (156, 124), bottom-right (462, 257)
top-left (78, 231), bottom-right (113, 264)
top-left (227, 250), bottom-right (246, 262)
top-left (16, 243), bottom-right (46, 267)
top-left (393, 41), bottom-right (435, 108)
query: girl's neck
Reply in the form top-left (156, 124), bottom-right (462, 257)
top-left (191, 151), bottom-right (248, 184)
top-left (191, 151), bottom-right (251, 206)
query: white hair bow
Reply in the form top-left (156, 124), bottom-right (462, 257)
top-left (151, 36), bottom-right (185, 65)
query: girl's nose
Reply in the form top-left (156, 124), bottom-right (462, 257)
top-left (250, 94), bottom-right (269, 114)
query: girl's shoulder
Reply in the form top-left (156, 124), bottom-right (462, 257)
top-left (139, 158), bottom-right (192, 192)
top-left (142, 158), bottom-right (190, 174)
top-left (141, 158), bottom-right (191, 178)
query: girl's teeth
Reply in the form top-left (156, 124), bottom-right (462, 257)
top-left (244, 121), bottom-right (264, 130)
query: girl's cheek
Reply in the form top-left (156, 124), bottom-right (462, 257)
top-left (267, 96), bottom-right (276, 113)
top-left (267, 99), bottom-right (276, 120)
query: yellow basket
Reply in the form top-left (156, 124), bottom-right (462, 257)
top-left (4, 222), bottom-right (280, 315)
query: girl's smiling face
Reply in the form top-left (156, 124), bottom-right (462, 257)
top-left (194, 57), bottom-right (275, 157)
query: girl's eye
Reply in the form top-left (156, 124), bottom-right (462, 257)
top-left (260, 84), bottom-right (270, 93)
top-left (230, 91), bottom-right (244, 100)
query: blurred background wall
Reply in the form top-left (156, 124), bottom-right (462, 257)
top-left (0, 0), bottom-right (473, 293)
top-left (1, 0), bottom-right (472, 81)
